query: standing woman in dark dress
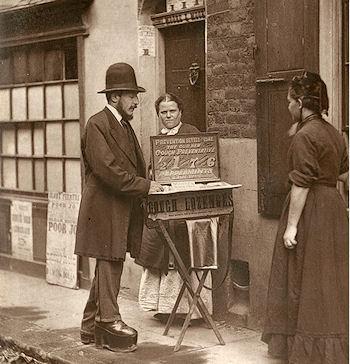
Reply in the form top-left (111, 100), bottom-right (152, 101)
top-left (262, 71), bottom-right (349, 363)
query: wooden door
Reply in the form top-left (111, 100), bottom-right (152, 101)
top-left (162, 22), bottom-right (206, 131)
top-left (255, 0), bottom-right (319, 216)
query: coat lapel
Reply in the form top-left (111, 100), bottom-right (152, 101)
top-left (104, 108), bottom-right (137, 167)
top-left (129, 126), bottom-right (147, 177)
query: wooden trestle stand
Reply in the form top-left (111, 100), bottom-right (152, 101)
top-left (145, 132), bottom-right (241, 352)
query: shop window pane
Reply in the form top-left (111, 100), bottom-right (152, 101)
top-left (28, 86), bottom-right (44, 120)
top-left (65, 41), bottom-right (78, 80)
top-left (28, 47), bottom-right (44, 83)
top-left (34, 160), bottom-right (45, 191)
top-left (33, 126), bottom-right (44, 155)
top-left (47, 159), bottom-right (63, 192)
top-left (17, 127), bottom-right (32, 156)
top-left (65, 160), bottom-right (81, 192)
top-left (12, 87), bottom-right (26, 120)
top-left (18, 159), bottom-right (33, 190)
top-left (0, 90), bottom-right (10, 120)
top-left (3, 158), bottom-right (16, 188)
top-left (13, 49), bottom-right (27, 84)
top-left (0, 50), bottom-right (12, 85)
top-left (2, 129), bottom-right (15, 154)
top-left (46, 85), bottom-right (62, 119)
top-left (46, 122), bottom-right (62, 155)
top-left (64, 83), bottom-right (79, 119)
top-left (65, 122), bottom-right (80, 156)
top-left (45, 49), bottom-right (63, 81)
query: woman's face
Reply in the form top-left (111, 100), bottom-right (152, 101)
top-left (158, 100), bottom-right (182, 129)
top-left (287, 91), bottom-right (301, 122)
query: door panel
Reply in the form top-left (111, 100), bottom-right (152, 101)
top-left (267, 1), bottom-right (305, 72)
top-left (162, 22), bottom-right (206, 131)
top-left (255, 0), bottom-right (319, 216)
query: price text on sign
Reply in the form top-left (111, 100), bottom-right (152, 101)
top-left (151, 133), bottom-right (220, 183)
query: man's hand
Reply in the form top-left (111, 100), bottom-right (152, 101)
top-left (148, 181), bottom-right (164, 194)
top-left (283, 224), bottom-right (298, 249)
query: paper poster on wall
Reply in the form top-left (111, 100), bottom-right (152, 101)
top-left (11, 200), bottom-right (33, 261)
top-left (46, 192), bottom-right (81, 289)
top-left (138, 25), bottom-right (156, 57)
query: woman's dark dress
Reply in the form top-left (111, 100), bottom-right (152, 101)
top-left (262, 115), bottom-right (349, 364)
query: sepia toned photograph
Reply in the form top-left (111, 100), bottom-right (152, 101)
top-left (0, 0), bottom-right (348, 363)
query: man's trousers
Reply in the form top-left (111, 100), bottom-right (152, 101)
top-left (81, 259), bottom-right (123, 333)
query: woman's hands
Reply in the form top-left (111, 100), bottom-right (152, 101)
top-left (283, 224), bottom-right (298, 249)
top-left (283, 184), bottom-right (309, 250)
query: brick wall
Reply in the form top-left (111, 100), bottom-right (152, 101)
top-left (206, 0), bottom-right (256, 138)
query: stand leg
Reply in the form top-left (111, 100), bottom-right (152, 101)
top-left (157, 221), bottom-right (225, 348)
top-left (163, 279), bottom-right (187, 336)
top-left (174, 270), bottom-right (208, 352)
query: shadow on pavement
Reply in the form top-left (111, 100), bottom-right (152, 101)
top-left (0, 306), bottom-right (48, 321)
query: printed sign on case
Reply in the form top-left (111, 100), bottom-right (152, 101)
top-left (46, 192), bottom-right (81, 289)
top-left (11, 200), bottom-right (33, 261)
top-left (151, 132), bottom-right (220, 184)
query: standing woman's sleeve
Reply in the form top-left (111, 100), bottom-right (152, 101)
top-left (340, 139), bottom-right (349, 175)
top-left (288, 131), bottom-right (319, 188)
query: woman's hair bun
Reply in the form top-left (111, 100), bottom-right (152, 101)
top-left (290, 71), bottom-right (329, 116)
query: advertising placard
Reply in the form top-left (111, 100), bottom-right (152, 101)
top-left (138, 25), bottom-right (156, 57)
top-left (146, 186), bottom-right (234, 221)
top-left (151, 132), bottom-right (220, 184)
top-left (46, 192), bottom-right (81, 289)
top-left (11, 200), bottom-right (33, 261)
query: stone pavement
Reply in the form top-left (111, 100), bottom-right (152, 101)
top-left (0, 270), bottom-right (284, 364)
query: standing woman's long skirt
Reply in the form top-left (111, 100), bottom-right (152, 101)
top-left (262, 185), bottom-right (348, 364)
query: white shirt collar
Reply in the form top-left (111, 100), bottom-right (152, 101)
top-left (160, 121), bottom-right (183, 135)
top-left (106, 104), bottom-right (123, 127)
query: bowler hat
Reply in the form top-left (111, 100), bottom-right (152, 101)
top-left (98, 63), bottom-right (146, 93)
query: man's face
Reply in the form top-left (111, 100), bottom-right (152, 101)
top-left (287, 91), bottom-right (301, 123)
top-left (115, 91), bottom-right (139, 121)
top-left (158, 100), bottom-right (182, 129)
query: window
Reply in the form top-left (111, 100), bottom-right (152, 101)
top-left (0, 38), bottom-right (81, 194)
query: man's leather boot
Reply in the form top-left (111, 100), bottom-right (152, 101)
top-left (80, 329), bottom-right (95, 344)
top-left (95, 320), bottom-right (137, 352)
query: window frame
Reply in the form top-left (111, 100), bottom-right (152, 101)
top-left (0, 36), bottom-right (84, 198)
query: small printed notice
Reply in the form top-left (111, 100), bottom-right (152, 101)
top-left (11, 200), bottom-right (33, 261)
top-left (46, 192), bottom-right (81, 289)
top-left (138, 25), bottom-right (156, 57)
top-left (151, 132), bottom-right (220, 183)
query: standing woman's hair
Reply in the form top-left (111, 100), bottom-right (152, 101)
top-left (289, 71), bottom-right (329, 116)
top-left (155, 93), bottom-right (184, 115)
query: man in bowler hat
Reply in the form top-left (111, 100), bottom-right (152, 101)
top-left (75, 62), bottom-right (163, 352)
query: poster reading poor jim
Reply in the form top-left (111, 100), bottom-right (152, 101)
top-left (46, 192), bottom-right (81, 289)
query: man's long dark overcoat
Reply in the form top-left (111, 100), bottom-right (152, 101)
top-left (75, 107), bottom-right (150, 261)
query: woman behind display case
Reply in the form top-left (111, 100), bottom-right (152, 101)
top-left (136, 93), bottom-right (213, 322)
top-left (261, 71), bottom-right (349, 363)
